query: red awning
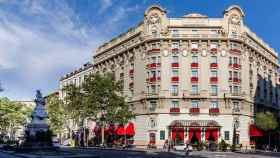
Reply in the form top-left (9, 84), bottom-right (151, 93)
top-left (125, 122), bottom-right (135, 136)
top-left (105, 124), bottom-right (115, 135)
top-left (249, 124), bottom-right (263, 137)
top-left (115, 125), bottom-right (126, 135)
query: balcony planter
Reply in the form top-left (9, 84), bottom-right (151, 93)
top-left (172, 48), bottom-right (179, 53)
top-left (171, 76), bottom-right (179, 82)
top-left (230, 48), bottom-right (241, 54)
top-left (233, 63), bottom-right (241, 69)
top-left (210, 77), bottom-right (218, 83)
top-left (210, 63), bottom-right (218, 68)
top-left (233, 78), bottom-right (241, 83)
top-left (191, 63), bottom-right (199, 68)
top-left (209, 108), bottom-right (220, 114)
top-left (148, 48), bottom-right (160, 53)
top-left (191, 48), bottom-right (198, 52)
top-left (171, 63), bottom-right (179, 68)
top-left (210, 48), bottom-right (218, 52)
top-left (189, 108), bottom-right (200, 114)
top-left (191, 77), bottom-right (198, 83)
top-left (149, 63), bottom-right (157, 69)
top-left (170, 107), bottom-right (180, 113)
top-left (149, 77), bottom-right (157, 82)
top-left (129, 69), bottom-right (134, 75)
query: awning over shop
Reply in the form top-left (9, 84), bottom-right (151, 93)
top-left (249, 124), bottom-right (263, 137)
top-left (169, 120), bottom-right (220, 128)
top-left (115, 125), bottom-right (126, 135)
top-left (125, 122), bottom-right (135, 136)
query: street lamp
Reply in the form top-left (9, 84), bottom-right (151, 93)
top-left (232, 118), bottom-right (239, 151)
top-left (100, 107), bottom-right (106, 147)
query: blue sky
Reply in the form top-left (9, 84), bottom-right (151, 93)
top-left (0, 0), bottom-right (279, 100)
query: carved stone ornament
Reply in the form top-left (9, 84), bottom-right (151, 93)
top-left (230, 14), bottom-right (241, 25)
top-left (148, 13), bottom-right (160, 25)
top-left (163, 49), bottom-right (168, 57)
top-left (221, 49), bottom-right (227, 57)
top-left (201, 49), bottom-right (207, 57)
top-left (182, 49), bottom-right (188, 57)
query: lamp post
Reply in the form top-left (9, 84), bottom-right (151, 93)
top-left (232, 119), bottom-right (239, 151)
top-left (100, 107), bottom-right (106, 147)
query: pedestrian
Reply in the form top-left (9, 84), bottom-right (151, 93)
top-left (167, 136), bottom-right (172, 152)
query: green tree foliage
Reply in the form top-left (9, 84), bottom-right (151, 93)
top-left (63, 73), bottom-right (135, 126)
top-left (46, 95), bottom-right (67, 137)
top-left (0, 98), bottom-right (32, 140)
top-left (256, 112), bottom-right (278, 131)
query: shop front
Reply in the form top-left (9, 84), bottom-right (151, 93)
top-left (169, 120), bottom-right (220, 145)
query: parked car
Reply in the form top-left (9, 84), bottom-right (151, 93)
top-left (173, 142), bottom-right (186, 151)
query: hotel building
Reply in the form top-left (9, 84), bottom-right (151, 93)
top-left (60, 5), bottom-right (280, 148)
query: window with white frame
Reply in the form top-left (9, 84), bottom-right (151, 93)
top-left (171, 85), bottom-right (179, 96)
top-left (172, 69), bottom-right (179, 76)
top-left (149, 101), bottom-right (157, 111)
top-left (191, 85), bottom-right (198, 94)
top-left (151, 56), bottom-right (157, 63)
top-left (191, 43), bottom-right (198, 49)
top-left (172, 56), bottom-right (179, 63)
top-left (172, 42), bottom-right (179, 49)
top-left (210, 43), bottom-right (217, 49)
top-left (171, 29), bottom-right (179, 37)
top-left (191, 70), bottom-right (198, 77)
top-left (149, 117), bottom-right (156, 128)
top-left (233, 86), bottom-right (239, 94)
top-left (211, 85), bottom-right (218, 95)
top-left (157, 56), bottom-right (161, 64)
top-left (151, 85), bottom-right (156, 94)
top-left (233, 101), bottom-right (240, 112)
top-left (210, 101), bottom-right (218, 108)
top-left (192, 56), bottom-right (198, 63)
top-left (211, 56), bottom-right (217, 63)
top-left (171, 100), bottom-right (179, 108)
top-left (191, 100), bottom-right (199, 108)
top-left (151, 71), bottom-right (156, 78)
top-left (192, 30), bottom-right (198, 34)
top-left (211, 70), bottom-right (218, 77)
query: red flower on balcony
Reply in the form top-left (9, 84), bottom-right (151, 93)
top-left (233, 63), bottom-right (241, 69)
top-left (148, 48), bottom-right (160, 53)
top-left (209, 108), bottom-right (220, 114)
top-left (210, 48), bottom-right (217, 52)
top-left (149, 77), bottom-right (157, 82)
top-left (191, 63), bottom-right (199, 68)
top-left (210, 77), bottom-right (218, 83)
top-left (149, 63), bottom-right (157, 69)
top-left (191, 48), bottom-right (198, 52)
top-left (210, 63), bottom-right (218, 68)
top-left (129, 69), bottom-right (134, 75)
top-left (172, 48), bottom-right (179, 52)
top-left (171, 63), bottom-right (179, 68)
top-left (230, 48), bottom-right (241, 54)
top-left (170, 107), bottom-right (180, 113)
top-left (232, 78), bottom-right (241, 83)
top-left (189, 108), bottom-right (200, 114)
top-left (191, 77), bottom-right (198, 83)
top-left (171, 76), bottom-right (179, 82)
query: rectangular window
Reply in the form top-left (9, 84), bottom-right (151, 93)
top-left (191, 85), bottom-right (198, 94)
top-left (192, 56), bottom-right (198, 63)
top-left (172, 42), bottom-right (179, 49)
top-left (229, 57), bottom-right (232, 65)
top-left (191, 43), bottom-right (198, 49)
top-left (157, 56), bottom-right (161, 64)
top-left (229, 71), bottom-right (233, 78)
top-left (151, 85), bottom-right (156, 94)
top-left (151, 71), bottom-right (156, 78)
top-left (192, 30), bottom-right (198, 34)
top-left (172, 56), bottom-right (179, 63)
top-left (191, 100), bottom-right (199, 108)
top-left (151, 56), bottom-right (157, 63)
top-left (229, 86), bottom-right (232, 93)
top-left (211, 85), bottom-right (218, 95)
top-left (211, 70), bottom-right (218, 77)
top-left (160, 130), bottom-right (165, 140)
top-left (171, 100), bottom-right (179, 108)
top-left (149, 101), bottom-right (157, 111)
top-left (172, 69), bottom-right (179, 76)
top-left (234, 71), bottom-right (238, 78)
top-left (233, 57), bottom-right (238, 64)
top-left (171, 29), bottom-right (179, 37)
top-left (233, 86), bottom-right (239, 94)
top-left (233, 101), bottom-right (240, 112)
top-left (210, 43), bottom-right (217, 49)
top-left (211, 56), bottom-right (217, 63)
top-left (191, 70), bottom-right (198, 77)
top-left (157, 70), bottom-right (161, 77)
top-left (171, 85), bottom-right (179, 96)
top-left (210, 101), bottom-right (218, 108)
top-left (224, 131), bottom-right (230, 140)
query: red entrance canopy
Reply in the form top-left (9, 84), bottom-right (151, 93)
top-left (115, 125), bottom-right (126, 135)
top-left (125, 122), bottom-right (135, 136)
top-left (249, 124), bottom-right (263, 137)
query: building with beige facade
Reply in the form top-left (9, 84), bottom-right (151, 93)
top-left (60, 5), bottom-right (280, 148)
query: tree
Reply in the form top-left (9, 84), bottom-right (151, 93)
top-left (256, 112), bottom-right (278, 147)
top-left (46, 95), bottom-right (67, 142)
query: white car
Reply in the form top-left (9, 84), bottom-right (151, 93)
top-left (173, 143), bottom-right (186, 151)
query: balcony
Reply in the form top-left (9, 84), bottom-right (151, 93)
top-left (233, 77), bottom-right (241, 83)
top-left (209, 108), bottom-right (220, 115)
top-left (210, 63), bottom-right (218, 69)
top-left (171, 63), bottom-right (179, 68)
top-left (210, 48), bottom-right (218, 52)
top-left (171, 76), bottom-right (179, 82)
top-left (149, 77), bottom-right (157, 82)
top-left (210, 77), bottom-right (218, 83)
top-left (129, 69), bottom-right (134, 76)
top-left (189, 108), bottom-right (200, 114)
top-left (229, 63), bottom-right (241, 69)
top-left (172, 48), bottom-right (179, 53)
top-left (147, 63), bottom-right (157, 69)
top-left (147, 48), bottom-right (160, 54)
top-left (191, 63), bottom-right (199, 68)
top-left (191, 77), bottom-right (198, 83)
top-left (191, 48), bottom-right (198, 52)
top-left (229, 48), bottom-right (241, 55)
top-left (170, 107), bottom-right (180, 113)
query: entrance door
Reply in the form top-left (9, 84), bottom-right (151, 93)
top-left (171, 128), bottom-right (184, 145)
top-left (189, 129), bottom-right (201, 145)
top-left (205, 128), bottom-right (218, 142)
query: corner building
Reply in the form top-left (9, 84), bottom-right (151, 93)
top-left (83, 5), bottom-right (280, 148)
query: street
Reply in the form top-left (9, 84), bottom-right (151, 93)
top-left (1, 148), bottom-right (280, 158)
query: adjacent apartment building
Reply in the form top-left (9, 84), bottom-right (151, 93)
top-left (59, 5), bottom-right (280, 148)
